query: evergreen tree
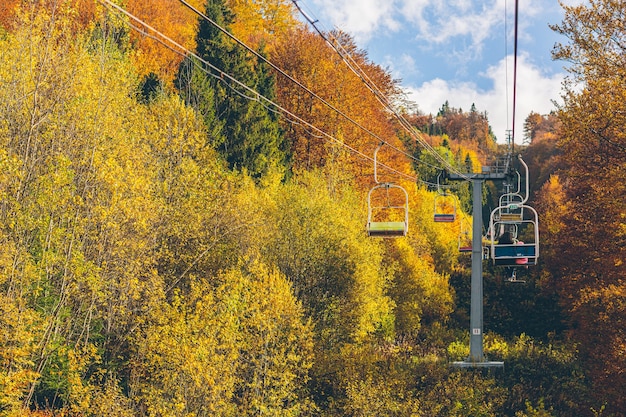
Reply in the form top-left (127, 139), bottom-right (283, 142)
top-left (176, 0), bottom-right (286, 178)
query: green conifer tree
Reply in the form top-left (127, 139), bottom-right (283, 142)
top-left (176, 0), bottom-right (286, 178)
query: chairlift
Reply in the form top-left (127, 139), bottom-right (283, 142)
top-left (434, 173), bottom-right (456, 222)
top-left (496, 201), bottom-right (524, 223)
top-left (489, 204), bottom-right (539, 266)
top-left (497, 171), bottom-right (525, 222)
top-left (366, 143), bottom-right (409, 237)
top-left (434, 195), bottom-right (456, 222)
top-left (367, 183), bottom-right (409, 237)
top-left (458, 217), bottom-right (472, 253)
top-left (500, 156), bottom-right (531, 205)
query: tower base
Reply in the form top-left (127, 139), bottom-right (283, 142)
top-left (451, 360), bottom-right (504, 368)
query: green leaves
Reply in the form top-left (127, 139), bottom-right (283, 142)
top-left (176, 0), bottom-right (287, 178)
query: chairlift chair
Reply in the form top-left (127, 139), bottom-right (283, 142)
top-left (458, 217), bottom-right (472, 252)
top-left (434, 172), bottom-right (457, 222)
top-left (367, 183), bottom-right (409, 237)
top-left (489, 204), bottom-right (539, 266)
top-left (366, 142), bottom-right (409, 237)
top-left (434, 193), bottom-right (457, 222)
top-left (497, 195), bottom-right (524, 222)
top-left (496, 157), bottom-right (533, 223)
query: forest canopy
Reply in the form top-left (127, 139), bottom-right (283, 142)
top-left (0, 0), bottom-right (624, 416)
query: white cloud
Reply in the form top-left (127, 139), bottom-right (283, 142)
top-left (308, 0), bottom-right (552, 62)
top-left (403, 0), bottom-right (506, 47)
top-left (310, 0), bottom-right (400, 42)
top-left (559, 0), bottom-right (586, 6)
top-left (300, 0), bottom-right (567, 143)
top-left (397, 0), bottom-right (430, 35)
top-left (381, 53), bottom-right (421, 81)
top-left (405, 54), bottom-right (564, 143)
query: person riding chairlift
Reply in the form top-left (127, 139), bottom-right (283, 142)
top-left (498, 232), bottom-right (528, 262)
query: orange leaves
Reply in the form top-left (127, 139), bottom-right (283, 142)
top-left (543, 2), bottom-right (626, 411)
top-left (2, 0), bottom-right (96, 33)
top-left (0, 0), bottom-right (19, 30)
top-left (551, 0), bottom-right (626, 81)
top-left (126, 0), bottom-right (205, 84)
top-left (272, 28), bottom-right (402, 183)
top-left (122, 0), bottom-right (297, 86)
top-left (572, 282), bottom-right (626, 411)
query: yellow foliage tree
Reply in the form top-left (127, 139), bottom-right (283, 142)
top-left (130, 263), bottom-right (313, 416)
top-left (0, 4), bottom-right (185, 412)
top-left (386, 238), bottom-right (453, 337)
top-left (227, 0), bottom-right (300, 51)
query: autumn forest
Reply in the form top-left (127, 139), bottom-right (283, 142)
top-left (0, 0), bottom-right (624, 416)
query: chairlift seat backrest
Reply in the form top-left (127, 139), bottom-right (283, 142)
top-left (493, 244), bottom-right (536, 258)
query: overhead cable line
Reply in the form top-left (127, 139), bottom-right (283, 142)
top-left (291, 0), bottom-right (472, 181)
top-left (176, 0), bottom-right (443, 173)
top-left (98, 0), bottom-right (418, 182)
top-left (511, 0), bottom-right (519, 153)
top-left (505, 0), bottom-right (510, 137)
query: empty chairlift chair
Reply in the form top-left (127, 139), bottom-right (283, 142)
top-left (434, 192), bottom-right (457, 222)
top-left (366, 142), bottom-right (409, 237)
top-left (433, 173), bottom-right (457, 222)
top-left (458, 217), bottom-right (473, 253)
top-left (367, 183), bottom-right (409, 237)
top-left (498, 192), bottom-right (525, 222)
top-left (496, 156), bottom-right (530, 224)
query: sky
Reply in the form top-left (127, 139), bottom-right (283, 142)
top-left (295, 0), bottom-right (582, 144)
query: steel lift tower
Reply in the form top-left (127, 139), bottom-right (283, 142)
top-left (447, 160), bottom-right (512, 368)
